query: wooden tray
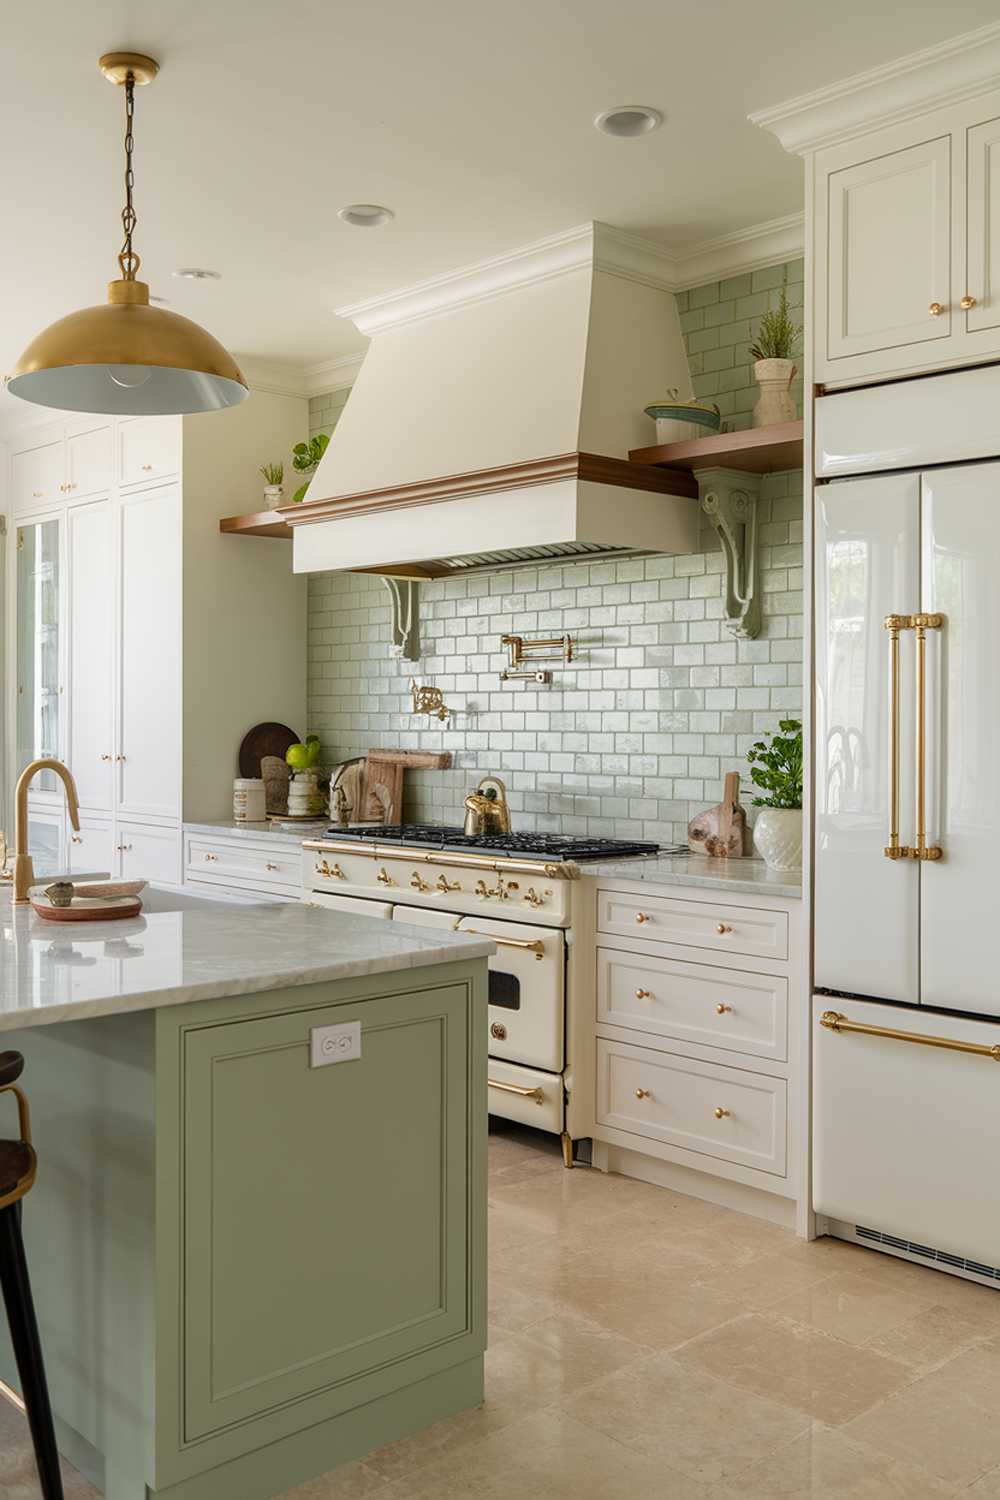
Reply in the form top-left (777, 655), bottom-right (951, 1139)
top-left (31, 895), bottom-right (143, 923)
top-left (238, 722), bottom-right (298, 778)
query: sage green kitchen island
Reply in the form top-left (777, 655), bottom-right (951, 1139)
top-left (0, 896), bottom-right (492, 1499)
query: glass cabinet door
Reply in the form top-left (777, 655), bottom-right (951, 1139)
top-left (16, 518), bottom-right (63, 789)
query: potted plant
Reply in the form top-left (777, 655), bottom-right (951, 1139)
top-left (259, 461), bottom-right (284, 505)
top-left (291, 433), bottom-right (330, 504)
top-left (748, 284), bottom-right (802, 429)
top-left (747, 719), bottom-right (803, 870)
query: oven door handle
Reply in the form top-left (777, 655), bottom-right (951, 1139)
top-left (461, 928), bottom-right (544, 960)
top-left (488, 1079), bottom-right (545, 1103)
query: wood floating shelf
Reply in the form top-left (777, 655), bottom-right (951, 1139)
top-left (219, 509), bottom-right (292, 539)
top-left (629, 420), bottom-right (804, 475)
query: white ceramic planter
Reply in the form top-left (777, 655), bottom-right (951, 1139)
top-left (753, 807), bottom-right (803, 871)
top-left (263, 484), bottom-right (284, 505)
top-left (752, 358), bottom-right (796, 428)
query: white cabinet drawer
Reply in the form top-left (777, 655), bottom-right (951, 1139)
top-left (597, 1038), bottom-right (786, 1176)
top-left (118, 822), bottom-right (181, 885)
top-left (487, 1059), bottom-right (564, 1135)
top-left (597, 888), bottom-right (788, 961)
top-left (597, 948), bottom-right (787, 1062)
top-left (118, 416), bottom-right (181, 488)
top-left (186, 836), bottom-right (302, 893)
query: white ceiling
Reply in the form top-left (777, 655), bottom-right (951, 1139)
top-left (1, 0), bottom-right (998, 379)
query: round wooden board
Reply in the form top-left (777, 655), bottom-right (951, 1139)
top-left (238, 722), bottom-right (298, 779)
top-left (31, 896), bottom-right (142, 923)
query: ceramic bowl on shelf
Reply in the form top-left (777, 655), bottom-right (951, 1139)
top-left (644, 394), bottom-right (721, 445)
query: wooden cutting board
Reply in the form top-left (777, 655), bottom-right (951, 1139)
top-left (362, 749), bottom-right (453, 824)
top-left (687, 771), bottom-right (748, 858)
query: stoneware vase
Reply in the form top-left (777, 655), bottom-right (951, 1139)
top-left (752, 358), bottom-right (796, 428)
top-left (263, 484), bottom-right (284, 505)
top-left (753, 807), bottom-right (803, 871)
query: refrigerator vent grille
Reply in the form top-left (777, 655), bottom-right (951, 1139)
top-left (856, 1225), bottom-right (1000, 1282)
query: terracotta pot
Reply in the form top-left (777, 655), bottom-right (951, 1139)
top-left (752, 807), bottom-right (802, 871)
top-left (752, 358), bottom-right (796, 428)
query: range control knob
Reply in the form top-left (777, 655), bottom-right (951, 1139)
top-left (490, 1022), bottom-right (508, 1042)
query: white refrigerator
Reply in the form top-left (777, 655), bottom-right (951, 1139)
top-left (814, 366), bottom-right (1000, 1277)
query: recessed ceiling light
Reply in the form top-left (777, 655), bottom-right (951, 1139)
top-left (338, 204), bottom-right (395, 228)
top-left (172, 267), bottom-right (222, 280)
top-left (594, 106), bottom-right (663, 138)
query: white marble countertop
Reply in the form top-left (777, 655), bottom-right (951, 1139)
top-left (0, 899), bottom-right (494, 1032)
top-left (184, 819), bottom-right (326, 847)
top-left (581, 852), bottom-right (801, 899)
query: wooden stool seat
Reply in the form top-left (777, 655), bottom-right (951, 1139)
top-left (0, 1140), bottom-right (35, 1205)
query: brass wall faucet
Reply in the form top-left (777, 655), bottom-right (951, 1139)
top-left (12, 759), bottom-right (81, 904)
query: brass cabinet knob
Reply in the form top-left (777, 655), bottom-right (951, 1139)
top-left (716, 1003), bottom-right (732, 1014)
top-left (265, 862), bottom-right (278, 871)
top-left (929, 301), bottom-right (945, 316)
top-left (716, 923), bottom-right (732, 935)
top-left (204, 852), bottom-right (218, 861)
top-left (635, 912), bottom-right (650, 924)
top-left (436, 874), bottom-right (460, 893)
top-left (71, 834), bottom-right (82, 844)
top-left (961, 295), bottom-right (977, 310)
top-left (376, 866), bottom-right (395, 886)
top-left (142, 463), bottom-right (153, 471)
top-left (635, 1088), bottom-right (651, 1100)
top-left (410, 872), bottom-right (430, 892)
top-left (116, 754), bottom-right (126, 762)
top-left (100, 753), bottom-right (112, 761)
top-left (635, 988), bottom-right (651, 1000)
top-left (714, 1106), bottom-right (730, 1119)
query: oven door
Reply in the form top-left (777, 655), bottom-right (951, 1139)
top-left (391, 905), bottom-right (565, 1072)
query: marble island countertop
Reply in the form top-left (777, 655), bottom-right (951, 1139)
top-left (581, 851), bottom-right (801, 899)
top-left (0, 898), bottom-right (494, 1031)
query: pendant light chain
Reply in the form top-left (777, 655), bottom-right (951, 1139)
top-left (118, 72), bottom-right (140, 280)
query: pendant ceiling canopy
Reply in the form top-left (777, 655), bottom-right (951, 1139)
top-left (6, 51), bottom-right (248, 417)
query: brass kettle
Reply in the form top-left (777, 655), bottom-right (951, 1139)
top-left (463, 776), bottom-right (511, 837)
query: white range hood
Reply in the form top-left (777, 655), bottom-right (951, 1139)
top-left (285, 222), bottom-right (700, 577)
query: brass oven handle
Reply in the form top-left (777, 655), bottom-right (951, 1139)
top-left (820, 1010), bottom-right (1000, 1060)
top-left (488, 1079), bottom-right (544, 1103)
top-left (461, 929), bottom-right (544, 960)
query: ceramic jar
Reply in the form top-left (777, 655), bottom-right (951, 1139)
top-left (752, 359), bottom-right (797, 428)
top-left (752, 808), bottom-right (803, 871)
top-left (263, 484), bottom-right (283, 506)
top-left (233, 778), bottom-right (266, 822)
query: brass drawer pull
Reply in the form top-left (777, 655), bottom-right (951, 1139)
top-left (820, 1010), bottom-right (1000, 1060)
top-left (961, 295), bottom-right (977, 310)
top-left (635, 988), bottom-right (651, 1000)
top-left (716, 1003), bottom-right (732, 1014)
top-left (714, 1106), bottom-right (730, 1119)
top-left (204, 852), bottom-right (218, 861)
top-left (488, 1079), bottom-right (544, 1103)
top-left (71, 835), bottom-right (82, 844)
top-left (635, 1088), bottom-right (651, 1100)
top-left (635, 912), bottom-right (650, 924)
top-left (716, 923), bottom-right (732, 935)
top-left (265, 862), bottom-right (278, 871)
top-left (929, 301), bottom-right (945, 316)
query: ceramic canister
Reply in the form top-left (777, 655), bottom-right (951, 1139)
top-left (233, 777), bottom-right (266, 822)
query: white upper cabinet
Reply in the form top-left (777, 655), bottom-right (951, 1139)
top-left (65, 421), bottom-right (113, 500)
top-left (11, 435), bottom-right (64, 513)
top-left (815, 90), bottom-right (1000, 385)
top-left (117, 415), bottom-right (181, 489)
top-left (826, 135), bottom-right (952, 364)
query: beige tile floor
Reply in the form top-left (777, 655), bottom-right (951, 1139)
top-left (4, 1122), bottom-right (1000, 1497)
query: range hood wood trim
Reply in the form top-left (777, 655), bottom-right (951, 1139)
top-left (276, 451), bottom-right (697, 528)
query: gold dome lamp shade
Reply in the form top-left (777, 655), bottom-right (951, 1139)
top-left (6, 52), bottom-right (248, 417)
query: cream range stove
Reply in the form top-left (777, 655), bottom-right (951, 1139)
top-left (303, 825), bottom-right (669, 1166)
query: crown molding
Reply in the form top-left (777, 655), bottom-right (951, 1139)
top-left (750, 21), bottom-right (1000, 155)
top-left (303, 351), bottom-right (367, 396)
top-left (671, 213), bottom-right (804, 290)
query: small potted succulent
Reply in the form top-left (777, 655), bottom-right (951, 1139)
top-left (748, 285), bottom-right (802, 429)
top-left (291, 433), bottom-right (330, 504)
top-left (747, 719), bottom-right (803, 871)
top-left (259, 461), bottom-right (284, 506)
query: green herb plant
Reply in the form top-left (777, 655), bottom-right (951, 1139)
top-left (749, 285), bottom-right (802, 363)
top-left (746, 719), bottom-right (803, 809)
top-left (259, 460), bottom-right (284, 486)
top-left (291, 433), bottom-right (330, 504)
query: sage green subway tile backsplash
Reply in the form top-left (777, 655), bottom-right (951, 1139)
top-left (303, 258), bottom-right (803, 839)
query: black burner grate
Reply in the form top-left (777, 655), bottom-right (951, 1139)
top-left (324, 825), bottom-right (678, 862)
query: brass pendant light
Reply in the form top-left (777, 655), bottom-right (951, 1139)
top-left (6, 52), bottom-right (248, 416)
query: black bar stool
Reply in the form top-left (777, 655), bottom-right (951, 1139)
top-left (0, 1052), bottom-right (63, 1500)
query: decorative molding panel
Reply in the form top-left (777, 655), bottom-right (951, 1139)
top-left (750, 21), bottom-right (1000, 155)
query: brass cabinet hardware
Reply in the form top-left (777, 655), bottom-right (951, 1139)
top-left (116, 754), bottom-right (126, 762)
top-left (117, 843), bottom-right (132, 854)
top-left (410, 872), bottom-right (431, 892)
top-left (31, 491), bottom-right (43, 499)
top-left (635, 988), bottom-right (651, 1000)
top-left (71, 835), bottom-right (82, 844)
top-left (961, 295), bottom-right (977, 309)
top-left (716, 923), bottom-right (732, 935)
top-left (820, 1009), bottom-right (1000, 1060)
top-left (929, 301), bottom-right (945, 316)
top-left (490, 1022), bottom-right (507, 1041)
top-left (376, 866), bottom-right (395, 886)
top-left (100, 753), bottom-right (112, 761)
top-left (435, 874), bottom-right (461, 893)
top-left (316, 859), bottom-right (345, 880)
top-left (488, 1079), bottom-right (544, 1103)
top-left (635, 912), bottom-right (650, 924)
top-left (884, 613), bottom-right (903, 858)
top-left (265, 862), bottom-right (278, 871)
top-left (716, 1003), bottom-right (732, 1014)
top-left (142, 463), bottom-right (153, 471)
top-left (523, 886), bottom-right (549, 908)
top-left (462, 928), bottom-right (544, 960)
top-left (635, 1088), bottom-right (651, 1100)
top-left (714, 1106), bottom-right (731, 1119)
top-left (204, 852), bottom-right (218, 861)
top-left (883, 612), bottom-right (944, 860)
top-left (475, 874), bottom-right (517, 900)
top-left (914, 613), bottom-right (943, 861)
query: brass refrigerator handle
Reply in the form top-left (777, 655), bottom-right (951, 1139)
top-left (488, 1079), bottom-right (545, 1102)
top-left (820, 1010), bottom-right (1000, 1061)
top-left (882, 613), bottom-right (944, 862)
